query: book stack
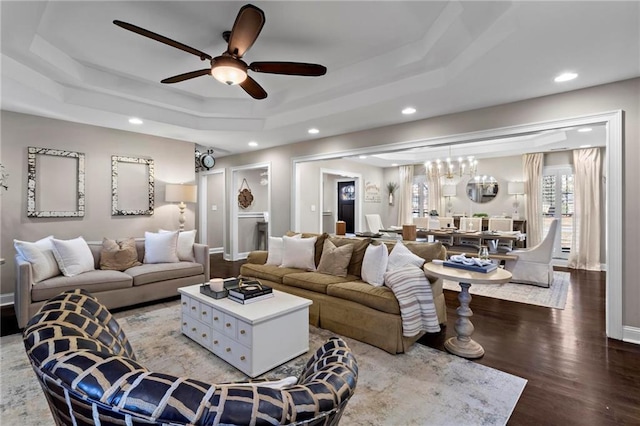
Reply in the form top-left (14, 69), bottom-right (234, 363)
top-left (228, 280), bottom-right (274, 304)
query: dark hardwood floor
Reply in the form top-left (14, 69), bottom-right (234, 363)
top-left (3, 255), bottom-right (639, 424)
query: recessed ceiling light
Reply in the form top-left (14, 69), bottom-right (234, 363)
top-left (402, 107), bottom-right (416, 115)
top-left (579, 144), bottom-right (592, 148)
top-left (391, 163), bottom-right (398, 167)
top-left (359, 155), bottom-right (367, 159)
top-left (578, 127), bottom-right (593, 132)
top-left (554, 72), bottom-right (578, 82)
top-left (248, 141), bottom-right (258, 147)
top-left (128, 117), bottom-right (143, 125)
top-left (308, 128), bottom-right (319, 134)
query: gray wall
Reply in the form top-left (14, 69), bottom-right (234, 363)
top-left (205, 172), bottom-right (225, 251)
top-left (0, 111), bottom-right (196, 296)
top-left (213, 78), bottom-right (640, 329)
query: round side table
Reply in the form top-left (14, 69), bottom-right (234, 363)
top-left (424, 262), bottom-right (512, 359)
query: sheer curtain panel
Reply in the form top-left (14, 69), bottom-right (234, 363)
top-left (398, 165), bottom-right (414, 226)
top-left (523, 153), bottom-right (543, 247)
top-left (567, 148), bottom-right (602, 270)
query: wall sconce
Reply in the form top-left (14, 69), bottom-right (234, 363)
top-left (507, 181), bottom-right (525, 219)
top-left (165, 184), bottom-right (197, 231)
top-left (442, 184), bottom-right (457, 216)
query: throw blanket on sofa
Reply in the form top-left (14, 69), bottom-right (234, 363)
top-left (384, 264), bottom-right (441, 336)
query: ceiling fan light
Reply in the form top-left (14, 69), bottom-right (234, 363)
top-left (211, 65), bottom-right (247, 85)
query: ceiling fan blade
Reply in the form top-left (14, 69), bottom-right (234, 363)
top-left (161, 69), bottom-right (211, 84)
top-left (249, 62), bottom-right (327, 76)
top-left (226, 4), bottom-right (265, 58)
top-left (114, 20), bottom-right (212, 61)
top-left (240, 76), bottom-right (267, 99)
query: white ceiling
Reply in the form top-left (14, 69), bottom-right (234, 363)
top-left (2, 1), bottom-right (638, 161)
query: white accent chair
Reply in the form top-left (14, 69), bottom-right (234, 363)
top-left (365, 214), bottom-right (385, 233)
top-left (504, 219), bottom-right (558, 288)
top-left (488, 217), bottom-right (515, 252)
top-left (412, 217), bottom-right (430, 229)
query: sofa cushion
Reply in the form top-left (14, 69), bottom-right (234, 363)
top-left (240, 263), bottom-right (305, 284)
top-left (361, 242), bottom-right (388, 287)
top-left (31, 270), bottom-right (133, 302)
top-left (144, 231), bottom-right (179, 264)
top-left (51, 237), bottom-right (96, 277)
top-left (387, 241), bottom-right (425, 272)
top-left (404, 241), bottom-right (444, 263)
top-left (326, 280), bottom-right (400, 315)
top-left (283, 272), bottom-right (359, 294)
top-left (317, 239), bottom-right (354, 277)
top-left (13, 236), bottom-right (60, 282)
top-left (328, 237), bottom-right (371, 277)
top-left (100, 237), bottom-right (142, 271)
top-left (285, 232), bottom-right (329, 267)
top-left (126, 262), bottom-right (203, 286)
top-left (281, 235), bottom-right (317, 271)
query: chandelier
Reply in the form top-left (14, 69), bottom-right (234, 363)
top-left (425, 147), bottom-right (478, 181)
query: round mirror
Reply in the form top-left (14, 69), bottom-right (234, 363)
top-left (466, 176), bottom-right (499, 203)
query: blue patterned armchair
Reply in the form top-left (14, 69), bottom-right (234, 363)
top-left (23, 289), bottom-right (358, 425)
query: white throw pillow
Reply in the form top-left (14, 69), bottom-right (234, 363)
top-left (386, 241), bottom-right (424, 272)
top-left (144, 231), bottom-right (180, 264)
top-left (266, 234), bottom-right (301, 266)
top-left (159, 229), bottom-right (196, 262)
top-left (361, 243), bottom-right (389, 287)
top-left (280, 235), bottom-right (317, 271)
top-left (13, 236), bottom-right (61, 282)
top-left (51, 237), bottom-right (95, 277)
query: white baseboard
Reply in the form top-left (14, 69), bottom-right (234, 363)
top-left (622, 326), bottom-right (640, 345)
top-left (209, 247), bottom-right (224, 254)
top-left (1, 293), bottom-right (15, 306)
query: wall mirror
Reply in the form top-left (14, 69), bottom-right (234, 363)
top-left (27, 146), bottom-right (85, 217)
top-left (466, 175), bottom-right (499, 203)
top-left (111, 156), bottom-right (154, 215)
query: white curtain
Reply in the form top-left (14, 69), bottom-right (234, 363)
top-left (398, 165), bottom-right (414, 226)
top-left (427, 171), bottom-right (441, 214)
top-left (567, 148), bottom-right (602, 270)
top-left (523, 153), bottom-right (543, 246)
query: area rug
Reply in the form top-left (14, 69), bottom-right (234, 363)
top-left (1, 300), bottom-right (526, 425)
top-left (443, 270), bottom-right (570, 309)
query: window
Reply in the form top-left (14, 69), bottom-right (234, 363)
top-left (412, 176), bottom-right (429, 217)
top-left (542, 166), bottom-right (574, 258)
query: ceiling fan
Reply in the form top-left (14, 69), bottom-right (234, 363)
top-left (114, 4), bottom-right (327, 99)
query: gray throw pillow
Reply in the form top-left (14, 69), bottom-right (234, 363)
top-left (317, 239), bottom-right (354, 277)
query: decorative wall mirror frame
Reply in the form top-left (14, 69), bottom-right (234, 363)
top-left (27, 146), bottom-right (85, 218)
top-left (466, 175), bottom-right (499, 203)
top-left (111, 156), bottom-right (154, 216)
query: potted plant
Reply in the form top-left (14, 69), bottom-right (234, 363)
top-left (386, 182), bottom-right (399, 205)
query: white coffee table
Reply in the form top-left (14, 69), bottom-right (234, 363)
top-left (424, 262), bottom-right (512, 359)
top-left (178, 284), bottom-right (312, 377)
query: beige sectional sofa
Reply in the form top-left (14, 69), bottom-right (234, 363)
top-left (15, 239), bottom-right (209, 328)
top-left (240, 233), bottom-right (447, 354)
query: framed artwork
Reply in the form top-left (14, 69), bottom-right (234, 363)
top-left (111, 156), bottom-right (154, 215)
top-left (27, 147), bottom-right (85, 218)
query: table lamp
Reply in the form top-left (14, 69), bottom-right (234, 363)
top-left (508, 181), bottom-right (525, 219)
top-left (165, 184), bottom-right (197, 231)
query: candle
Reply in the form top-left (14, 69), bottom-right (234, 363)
top-left (209, 278), bottom-right (224, 292)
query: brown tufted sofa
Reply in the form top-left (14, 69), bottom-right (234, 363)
top-left (240, 233), bottom-right (447, 354)
top-left (23, 289), bottom-right (359, 426)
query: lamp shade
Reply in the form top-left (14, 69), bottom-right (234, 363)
top-left (508, 181), bottom-right (525, 195)
top-left (442, 184), bottom-right (457, 197)
top-left (165, 184), bottom-right (197, 203)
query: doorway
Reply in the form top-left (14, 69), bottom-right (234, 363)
top-left (337, 180), bottom-right (355, 233)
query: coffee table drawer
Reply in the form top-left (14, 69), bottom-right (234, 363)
top-left (222, 313), bottom-right (237, 338)
top-left (237, 319), bottom-right (252, 347)
top-left (220, 339), bottom-right (252, 368)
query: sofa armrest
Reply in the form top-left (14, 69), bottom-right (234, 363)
top-left (15, 255), bottom-right (34, 329)
top-left (193, 243), bottom-right (210, 281)
top-left (246, 250), bottom-right (268, 265)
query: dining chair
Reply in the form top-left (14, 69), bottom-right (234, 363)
top-left (488, 217), bottom-right (515, 251)
top-left (413, 217), bottom-right (430, 229)
top-left (438, 217), bottom-right (455, 229)
top-left (458, 217), bottom-right (483, 249)
top-left (365, 214), bottom-right (384, 233)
